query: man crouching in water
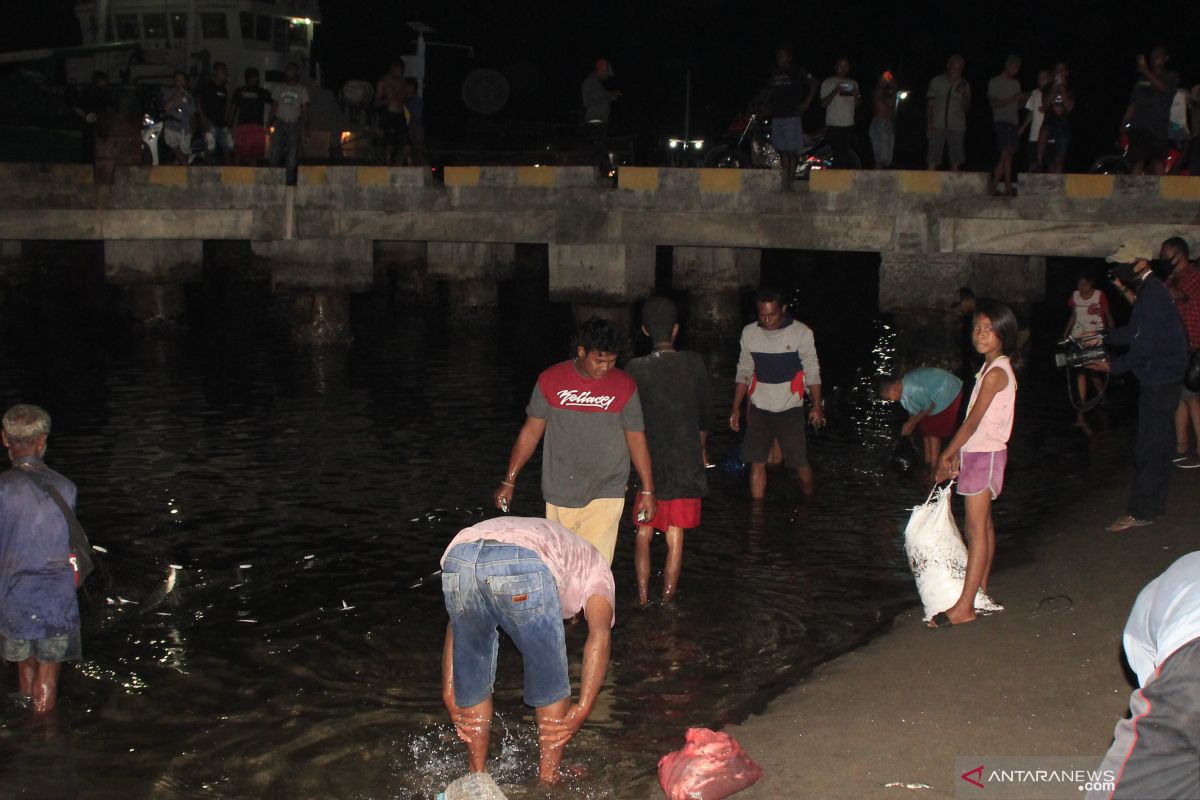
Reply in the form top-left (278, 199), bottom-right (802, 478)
top-left (0, 404), bottom-right (82, 715)
top-left (440, 516), bottom-right (614, 784)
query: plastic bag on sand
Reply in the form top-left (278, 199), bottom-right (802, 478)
top-left (658, 728), bottom-right (763, 800)
top-left (904, 483), bottom-right (1004, 622)
top-left (438, 772), bottom-right (509, 800)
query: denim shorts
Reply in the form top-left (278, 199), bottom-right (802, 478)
top-left (442, 540), bottom-right (569, 709)
top-left (0, 629), bottom-right (82, 663)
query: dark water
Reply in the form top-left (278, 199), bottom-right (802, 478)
top-left (0, 262), bottom-right (1108, 799)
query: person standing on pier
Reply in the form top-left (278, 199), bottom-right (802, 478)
top-left (230, 68), bottom-right (273, 167)
top-left (764, 45), bottom-right (816, 189)
top-left (729, 290), bottom-right (824, 500)
top-left (493, 318), bottom-right (656, 564)
top-left (269, 63), bottom-right (310, 185)
top-left (927, 54), bottom-right (971, 172)
top-left (624, 298), bottom-right (710, 606)
top-left (0, 405), bottom-right (82, 715)
top-left (375, 61), bottom-right (410, 166)
top-left (987, 55), bottom-right (1025, 196)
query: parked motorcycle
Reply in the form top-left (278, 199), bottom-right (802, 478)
top-left (1089, 123), bottom-right (1189, 175)
top-left (702, 112), bottom-right (859, 179)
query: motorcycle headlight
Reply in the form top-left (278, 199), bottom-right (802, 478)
top-left (690, 139), bottom-right (704, 150)
top-left (667, 138), bottom-right (682, 149)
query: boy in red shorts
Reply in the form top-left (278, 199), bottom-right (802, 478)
top-left (877, 368), bottom-right (963, 474)
top-left (625, 298), bottom-right (710, 606)
top-left (229, 68), bottom-right (272, 166)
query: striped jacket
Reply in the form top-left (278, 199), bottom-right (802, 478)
top-left (734, 318), bottom-right (822, 413)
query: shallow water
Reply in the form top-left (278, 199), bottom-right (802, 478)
top-left (0, 272), bottom-right (1107, 799)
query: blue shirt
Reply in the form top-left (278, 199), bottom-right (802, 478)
top-left (900, 368), bottom-right (963, 417)
top-left (1108, 274), bottom-right (1188, 385)
top-left (0, 456), bottom-right (79, 641)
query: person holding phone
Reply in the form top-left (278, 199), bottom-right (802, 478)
top-left (820, 57), bottom-right (861, 168)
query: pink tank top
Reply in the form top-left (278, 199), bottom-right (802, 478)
top-left (962, 356), bottom-right (1016, 453)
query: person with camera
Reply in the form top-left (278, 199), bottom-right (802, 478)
top-left (1091, 240), bottom-right (1189, 531)
top-left (1062, 272), bottom-right (1114, 423)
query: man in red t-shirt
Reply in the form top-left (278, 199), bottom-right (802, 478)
top-left (1163, 237), bottom-right (1200, 468)
top-left (493, 318), bottom-right (656, 564)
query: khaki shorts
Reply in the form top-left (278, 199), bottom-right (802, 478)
top-left (546, 497), bottom-right (625, 565)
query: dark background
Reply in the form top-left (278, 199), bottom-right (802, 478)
top-left (2, 0), bottom-right (1197, 169)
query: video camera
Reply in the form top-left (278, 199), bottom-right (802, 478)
top-left (1054, 334), bottom-right (1107, 369)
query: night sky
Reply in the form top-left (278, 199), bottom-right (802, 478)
top-left (3, 0), bottom-right (1198, 170)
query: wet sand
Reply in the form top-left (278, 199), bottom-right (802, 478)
top-left (726, 442), bottom-right (1199, 799)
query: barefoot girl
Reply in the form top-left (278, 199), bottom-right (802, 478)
top-left (930, 299), bottom-right (1018, 628)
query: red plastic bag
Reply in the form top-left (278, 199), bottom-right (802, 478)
top-left (658, 728), bottom-right (764, 800)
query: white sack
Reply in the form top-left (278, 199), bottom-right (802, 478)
top-left (903, 483), bottom-right (1003, 621)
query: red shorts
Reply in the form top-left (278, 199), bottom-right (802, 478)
top-left (235, 124), bottom-right (266, 161)
top-left (918, 392), bottom-right (962, 439)
top-left (632, 497), bottom-right (702, 532)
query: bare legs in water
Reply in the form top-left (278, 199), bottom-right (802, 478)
top-left (635, 524), bottom-right (684, 606)
top-left (17, 656), bottom-right (61, 715)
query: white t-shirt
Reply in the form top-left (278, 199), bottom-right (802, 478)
top-left (1123, 552), bottom-right (1200, 686)
top-left (820, 77), bottom-right (858, 127)
top-left (1024, 89), bottom-right (1044, 142)
top-left (273, 83), bottom-right (310, 123)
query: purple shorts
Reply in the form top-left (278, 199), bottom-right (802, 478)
top-left (957, 450), bottom-right (1007, 499)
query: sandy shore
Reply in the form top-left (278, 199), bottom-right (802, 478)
top-left (722, 442), bottom-right (1199, 799)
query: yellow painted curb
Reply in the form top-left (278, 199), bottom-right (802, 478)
top-left (618, 167), bottom-right (660, 191)
top-left (516, 166), bottom-right (556, 188)
top-left (356, 166), bottom-right (390, 186)
top-left (149, 166), bottom-right (188, 186)
top-left (1161, 176), bottom-right (1200, 201)
top-left (897, 171), bottom-right (943, 194)
top-left (809, 169), bottom-right (855, 193)
top-left (698, 169), bottom-right (742, 193)
top-left (48, 163), bottom-right (95, 183)
top-left (444, 166), bottom-right (481, 187)
top-left (298, 166), bottom-right (327, 185)
top-left (220, 166), bottom-right (257, 186)
top-left (1064, 174), bottom-right (1113, 198)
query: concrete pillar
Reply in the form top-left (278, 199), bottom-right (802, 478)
top-left (548, 243), bottom-right (655, 303)
top-left (0, 241), bottom-right (21, 308)
top-left (105, 239), bottom-right (203, 330)
top-left (375, 241), bottom-right (431, 305)
top-left (879, 251), bottom-right (1046, 364)
top-left (672, 246), bottom-right (761, 335)
top-left (427, 241), bottom-right (513, 325)
top-left (252, 239), bottom-right (373, 344)
top-left (285, 290), bottom-right (352, 346)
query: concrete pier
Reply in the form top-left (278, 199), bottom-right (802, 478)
top-left (672, 246), bottom-right (761, 334)
top-left (104, 239), bottom-right (203, 329)
top-left (0, 163), bottom-right (1197, 345)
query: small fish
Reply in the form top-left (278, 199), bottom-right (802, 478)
top-left (339, 600), bottom-right (355, 612)
top-left (92, 544), bottom-right (109, 554)
top-left (239, 564), bottom-right (252, 570)
top-left (169, 564), bottom-right (183, 570)
top-left (117, 597), bottom-right (137, 605)
top-left (236, 619), bottom-right (257, 624)
top-left (304, 554), bottom-right (315, 560)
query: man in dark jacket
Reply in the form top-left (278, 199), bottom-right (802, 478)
top-left (0, 404), bottom-right (81, 715)
top-left (1093, 240), bottom-right (1189, 531)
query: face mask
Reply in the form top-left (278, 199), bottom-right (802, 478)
top-left (1110, 262), bottom-right (1140, 285)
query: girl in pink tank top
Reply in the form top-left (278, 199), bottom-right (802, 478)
top-left (930, 300), bottom-right (1019, 628)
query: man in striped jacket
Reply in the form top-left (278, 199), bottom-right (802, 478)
top-left (728, 290), bottom-right (824, 500)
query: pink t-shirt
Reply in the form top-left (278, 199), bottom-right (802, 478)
top-left (962, 356), bottom-right (1016, 453)
top-left (441, 517), bottom-right (616, 626)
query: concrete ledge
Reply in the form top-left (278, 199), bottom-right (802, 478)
top-left (618, 166), bottom-right (660, 192)
top-left (896, 171), bottom-right (943, 194)
top-left (809, 169), bottom-right (856, 193)
top-left (1161, 176), bottom-right (1200, 201)
top-left (444, 166), bottom-right (481, 187)
top-left (698, 169), bottom-right (742, 193)
top-left (1065, 174), bottom-right (1113, 198)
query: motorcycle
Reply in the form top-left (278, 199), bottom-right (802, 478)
top-left (1089, 123), bottom-right (1189, 175)
top-left (702, 112), bottom-right (859, 179)
top-left (141, 112), bottom-right (164, 165)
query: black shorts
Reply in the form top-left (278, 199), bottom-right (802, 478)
top-left (742, 406), bottom-right (808, 467)
top-left (1129, 126), bottom-right (1167, 165)
top-left (382, 110), bottom-right (409, 148)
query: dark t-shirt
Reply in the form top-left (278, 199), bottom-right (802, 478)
top-left (1129, 70), bottom-right (1179, 134)
top-left (526, 360), bottom-right (644, 508)
top-left (232, 86), bottom-right (273, 127)
top-left (624, 350), bottom-right (710, 500)
top-left (768, 64), bottom-right (814, 118)
top-left (196, 80), bottom-right (230, 127)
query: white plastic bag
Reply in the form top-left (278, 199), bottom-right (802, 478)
top-left (903, 483), bottom-right (1003, 621)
